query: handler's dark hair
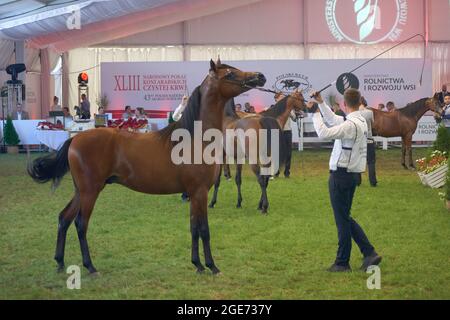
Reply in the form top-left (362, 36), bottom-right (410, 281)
top-left (343, 88), bottom-right (361, 108)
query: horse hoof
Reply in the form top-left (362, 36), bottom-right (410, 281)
top-left (56, 265), bottom-right (65, 273)
top-left (196, 268), bottom-right (205, 274)
top-left (89, 271), bottom-right (100, 277)
top-left (261, 209), bottom-right (268, 215)
top-left (236, 204), bottom-right (242, 208)
top-left (208, 203), bottom-right (215, 208)
top-left (210, 266), bottom-right (221, 275)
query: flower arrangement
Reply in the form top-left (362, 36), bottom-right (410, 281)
top-left (416, 150), bottom-right (448, 174)
top-left (36, 121), bottom-right (65, 130)
top-left (107, 118), bottom-right (148, 131)
top-left (96, 94), bottom-right (109, 110)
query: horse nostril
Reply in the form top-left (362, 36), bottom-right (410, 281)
top-left (257, 73), bottom-right (266, 85)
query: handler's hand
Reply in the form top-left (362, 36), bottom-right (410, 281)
top-left (311, 91), bottom-right (323, 104)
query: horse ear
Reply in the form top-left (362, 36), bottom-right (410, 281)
top-left (210, 59), bottom-right (217, 73)
top-left (217, 55), bottom-right (222, 66)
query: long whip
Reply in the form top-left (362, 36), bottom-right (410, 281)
top-left (310, 33), bottom-right (427, 97)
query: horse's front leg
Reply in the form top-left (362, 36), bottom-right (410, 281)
top-left (401, 138), bottom-right (408, 169)
top-left (223, 164), bottom-right (232, 180)
top-left (235, 164), bottom-right (243, 208)
top-left (191, 189), bottom-right (220, 274)
top-left (406, 137), bottom-right (415, 169)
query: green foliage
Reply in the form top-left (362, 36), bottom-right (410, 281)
top-left (446, 159), bottom-right (450, 201)
top-left (433, 125), bottom-right (450, 154)
top-left (1, 149), bottom-right (450, 299)
top-left (3, 116), bottom-right (20, 146)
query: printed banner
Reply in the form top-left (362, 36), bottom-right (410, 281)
top-left (101, 58), bottom-right (432, 112)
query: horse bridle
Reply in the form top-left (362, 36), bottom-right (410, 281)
top-left (220, 68), bottom-right (307, 109)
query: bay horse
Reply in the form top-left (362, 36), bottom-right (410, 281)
top-left (371, 94), bottom-right (442, 169)
top-left (28, 59), bottom-right (266, 275)
top-left (208, 90), bottom-right (306, 213)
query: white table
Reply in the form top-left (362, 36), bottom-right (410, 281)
top-left (35, 130), bottom-right (70, 150)
top-left (0, 120), bottom-right (42, 145)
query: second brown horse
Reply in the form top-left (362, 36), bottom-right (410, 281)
top-left (372, 94), bottom-right (442, 169)
top-left (209, 90), bottom-right (306, 213)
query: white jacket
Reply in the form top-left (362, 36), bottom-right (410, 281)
top-left (313, 102), bottom-right (368, 173)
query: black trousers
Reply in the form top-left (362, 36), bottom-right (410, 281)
top-left (329, 169), bottom-right (375, 266)
top-left (282, 130), bottom-right (292, 176)
top-left (356, 142), bottom-right (377, 186)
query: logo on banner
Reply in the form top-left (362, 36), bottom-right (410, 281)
top-left (272, 73), bottom-right (312, 93)
top-left (336, 73), bottom-right (360, 95)
top-left (325, 0), bottom-right (408, 44)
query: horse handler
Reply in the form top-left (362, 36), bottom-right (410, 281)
top-left (309, 88), bottom-right (382, 272)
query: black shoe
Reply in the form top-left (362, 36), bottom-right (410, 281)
top-left (327, 263), bottom-right (351, 272)
top-left (360, 252), bottom-right (382, 271)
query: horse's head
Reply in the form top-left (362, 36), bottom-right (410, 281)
top-left (288, 89), bottom-right (307, 114)
top-left (209, 58), bottom-right (266, 99)
top-left (428, 92), bottom-right (444, 122)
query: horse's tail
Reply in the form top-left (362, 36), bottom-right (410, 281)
top-left (28, 138), bottom-right (73, 190)
top-left (258, 116), bottom-right (287, 171)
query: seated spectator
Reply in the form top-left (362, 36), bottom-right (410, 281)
top-left (51, 96), bottom-right (61, 111)
top-left (12, 103), bottom-right (29, 120)
top-left (332, 102), bottom-right (345, 117)
top-left (244, 102), bottom-right (251, 113)
top-left (122, 105), bottom-right (134, 119)
top-left (360, 96), bottom-right (368, 108)
top-left (386, 101), bottom-right (396, 112)
top-left (235, 104), bottom-right (242, 112)
top-left (249, 106), bottom-right (256, 113)
top-left (97, 106), bottom-right (105, 115)
top-left (136, 107), bottom-right (147, 119)
top-left (74, 106), bottom-right (81, 119)
top-left (63, 107), bottom-right (73, 120)
top-left (438, 84), bottom-right (448, 105)
top-left (377, 103), bottom-right (385, 111)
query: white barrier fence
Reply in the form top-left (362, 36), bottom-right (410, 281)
top-left (292, 115), bottom-right (438, 151)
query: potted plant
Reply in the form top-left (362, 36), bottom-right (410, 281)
top-left (3, 115), bottom-right (20, 154)
top-left (96, 94), bottom-right (109, 110)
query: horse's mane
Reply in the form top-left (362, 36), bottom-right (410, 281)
top-left (158, 86), bottom-right (202, 139)
top-left (224, 98), bottom-right (239, 119)
top-left (398, 98), bottom-right (428, 118)
top-left (260, 96), bottom-right (289, 118)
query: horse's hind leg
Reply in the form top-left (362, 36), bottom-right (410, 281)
top-left (75, 190), bottom-right (100, 274)
top-left (54, 192), bottom-right (80, 272)
top-left (235, 164), bottom-right (243, 208)
top-left (258, 176), bottom-right (270, 214)
top-left (253, 165), bottom-right (269, 214)
top-left (191, 189), bottom-right (220, 274)
top-left (208, 165), bottom-right (222, 208)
